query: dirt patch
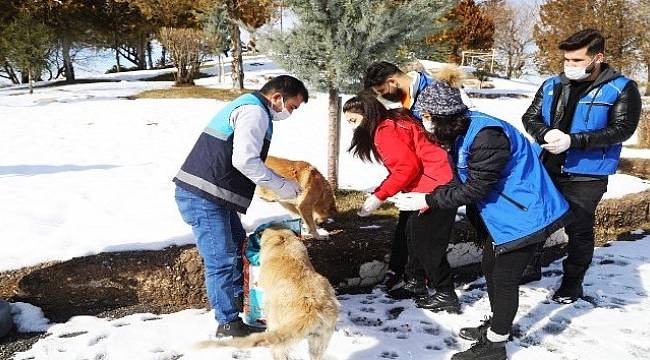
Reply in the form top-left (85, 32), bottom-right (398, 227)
top-left (594, 189), bottom-right (650, 246)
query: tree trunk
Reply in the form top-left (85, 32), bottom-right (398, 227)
top-left (137, 34), bottom-right (147, 70)
top-left (646, 61), bottom-right (650, 97)
top-left (62, 39), bottom-right (75, 83)
top-left (160, 46), bottom-right (167, 67)
top-left (217, 55), bottom-right (223, 83)
top-left (229, 21), bottom-right (244, 92)
top-left (147, 41), bottom-right (153, 69)
top-left (2, 62), bottom-right (20, 84)
top-left (114, 44), bottom-right (121, 72)
top-left (28, 67), bottom-right (33, 95)
top-left (327, 85), bottom-right (341, 190)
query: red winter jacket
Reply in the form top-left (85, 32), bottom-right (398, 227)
top-left (372, 116), bottom-right (453, 201)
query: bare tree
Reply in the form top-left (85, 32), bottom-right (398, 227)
top-left (637, 0), bottom-right (650, 96)
top-left (490, 1), bottom-right (537, 78)
top-left (158, 27), bottom-right (217, 86)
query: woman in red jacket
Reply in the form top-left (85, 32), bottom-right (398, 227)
top-left (343, 92), bottom-right (461, 313)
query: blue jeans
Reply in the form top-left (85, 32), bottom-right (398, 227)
top-left (174, 186), bottom-right (245, 323)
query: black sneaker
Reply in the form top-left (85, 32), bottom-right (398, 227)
top-left (451, 333), bottom-right (507, 360)
top-left (382, 270), bottom-right (404, 292)
top-left (415, 286), bottom-right (461, 313)
top-left (552, 263), bottom-right (587, 304)
top-left (551, 280), bottom-right (583, 304)
top-left (386, 275), bottom-right (427, 300)
top-left (459, 317), bottom-right (492, 341)
top-left (215, 318), bottom-right (264, 338)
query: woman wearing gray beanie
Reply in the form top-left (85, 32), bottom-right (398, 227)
top-left (393, 80), bottom-right (571, 360)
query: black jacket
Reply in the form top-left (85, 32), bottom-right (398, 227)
top-left (426, 128), bottom-right (510, 210)
top-left (522, 64), bottom-right (641, 150)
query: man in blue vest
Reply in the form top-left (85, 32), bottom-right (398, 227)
top-left (392, 78), bottom-right (571, 360)
top-left (173, 75), bottom-right (309, 338)
top-left (522, 29), bottom-right (641, 304)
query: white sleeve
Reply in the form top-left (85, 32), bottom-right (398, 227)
top-left (230, 105), bottom-right (285, 190)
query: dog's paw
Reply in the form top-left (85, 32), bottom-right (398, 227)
top-left (302, 228), bottom-right (330, 239)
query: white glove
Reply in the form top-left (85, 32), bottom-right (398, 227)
top-left (275, 179), bottom-right (301, 200)
top-left (391, 192), bottom-right (429, 211)
top-left (357, 194), bottom-right (383, 217)
top-left (542, 129), bottom-right (571, 154)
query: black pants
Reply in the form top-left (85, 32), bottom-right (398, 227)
top-left (403, 208), bottom-right (456, 289)
top-left (553, 176), bottom-right (608, 269)
top-left (482, 240), bottom-right (538, 335)
top-left (387, 211), bottom-right (410, 275)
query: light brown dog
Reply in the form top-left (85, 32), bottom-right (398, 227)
top-left (257, 156), bottom-right (337, 238)
top-left (196, 227), bottom-right (340, 360)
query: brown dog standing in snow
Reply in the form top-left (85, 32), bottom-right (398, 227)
top-left (195, 226), bottom-right (340, 360)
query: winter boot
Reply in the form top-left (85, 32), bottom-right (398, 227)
top-left (415, 286), bottom-right (461, 313)
top-left (387, 274), bottom-right (428, 300)
top-left (459, 316), bottom-right (492, 341)
top-left (452, 332), bottom-right (507, 360)
top-left (520, 249), bottom-right (542, 285)
top-left (382, 270), bottom-right (405, 292)
top-left (215, 318), bottom-right (263, 338)
top-left (552, 261), bottom-right (588, 304)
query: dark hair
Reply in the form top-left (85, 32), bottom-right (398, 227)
top-left (344, 91), bottom-right (426, 163)
top-left (260, 75), bottom-right (309, 102)
top-left (558, 29), bottom-right (605, 55)
top-left (427, 112), bottom-right (470, 147)
top-left (363, 61), bottom-right (404, 89)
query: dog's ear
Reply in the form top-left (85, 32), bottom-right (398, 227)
top-left (260, 227), bottom-right (290, 247)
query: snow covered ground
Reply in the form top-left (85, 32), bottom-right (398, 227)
top-left (1, 56), bottom-right (649, 272)
top-left (2, 56), bottom-right (650, 359)
top-left (10, 235), bottom-right (650, 360)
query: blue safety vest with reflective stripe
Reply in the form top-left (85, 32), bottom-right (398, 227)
top-left (173, 92), bottom-right (273, 213)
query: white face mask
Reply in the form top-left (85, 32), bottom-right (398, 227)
top-left (271, 97), bottom-right (291, 121)
top-left (564, 57), bottom-right (597, 81)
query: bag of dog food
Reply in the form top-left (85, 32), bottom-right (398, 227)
top-left (242, 218), bottom-right (302, 328)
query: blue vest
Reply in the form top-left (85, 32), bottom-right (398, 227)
top-left (455, 111), bottom-right (570, 253)
top-left (173, 93), bottom-right (273, 213)
top-left (539, 75), bottom-right (631, 175)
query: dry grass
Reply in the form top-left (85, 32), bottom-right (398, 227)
top-left (334, 189), bottom-right (399, 221)
top-left (131, 86), bottom-right (251, 100)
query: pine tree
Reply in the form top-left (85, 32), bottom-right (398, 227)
top-left (533, 0), bottom-right (640, 75)
top-left (426, 0), bottom-right (495, 64)
top-left (263, 0), bottom-right (454, 188)
top-left (3, 13), bottom-right (53, 94)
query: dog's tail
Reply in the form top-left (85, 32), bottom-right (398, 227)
top-left (194, 315), bottom-right (316, 350)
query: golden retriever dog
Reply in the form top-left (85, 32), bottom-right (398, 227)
top-left (196, 227), bottom-right (340, 360)
top-left (257, 156), bottom-right (337, 238)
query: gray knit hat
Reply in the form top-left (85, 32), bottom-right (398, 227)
top-left (413, 80), bottom-right (467, 116)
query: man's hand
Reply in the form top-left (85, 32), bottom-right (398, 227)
top-left (391, 192), bottom-right (429, 211)
top-left (542, 129), bottom-right (571, 154)
top-left (358, 194), bottom-right (383, 217)
top-left (275, 179), bottom-right (301, 200)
